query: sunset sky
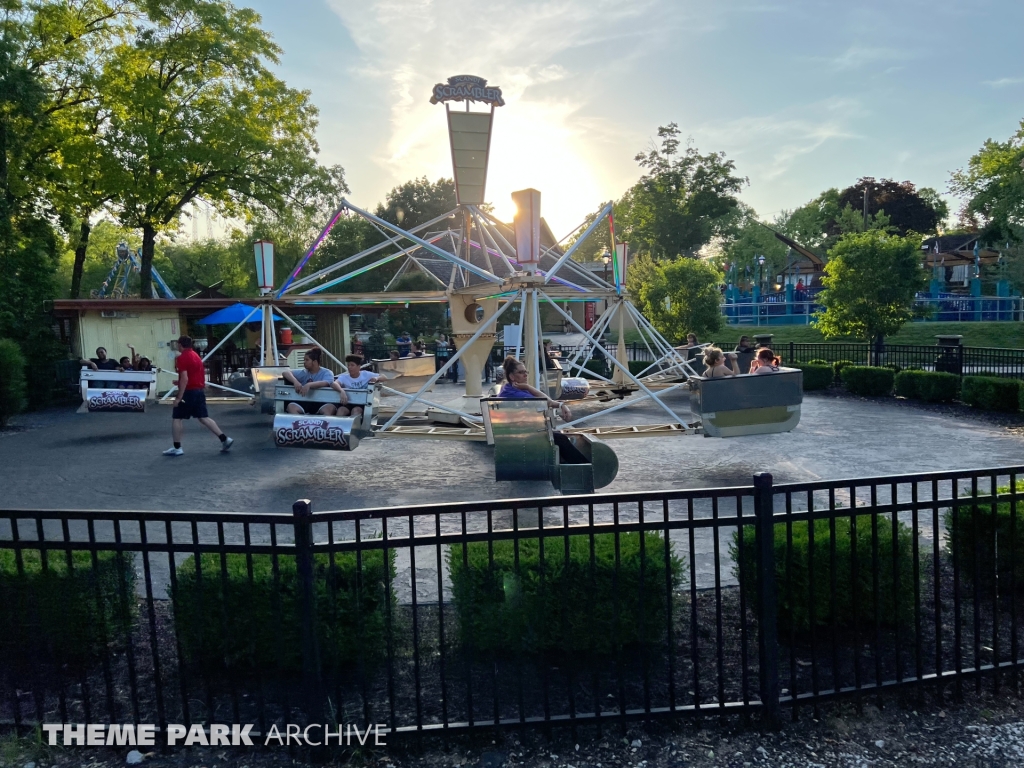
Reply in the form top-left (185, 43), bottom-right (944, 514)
top-left (245, 0), bottom-right (1024, 235)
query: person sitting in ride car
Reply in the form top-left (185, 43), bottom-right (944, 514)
top-left (702, 346), bottom-right (740, 378)
top-left (750, 347), bottom-right (782, 375)
top-left (498, 356), bottom-right (571, 421)
top-left (332, 354), bottom-right (380, 419)
top-left (282, 348), bottom-right (337, 415)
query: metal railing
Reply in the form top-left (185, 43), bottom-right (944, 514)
top-left (722, 296), bottom-right (1024, 325)
top-left (784, 342), bottom-right (1024, 380)
top-left (3, 465), bottom-right (1024, 736)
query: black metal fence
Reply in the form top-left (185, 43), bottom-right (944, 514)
top-left (4, 465), bottom-right (1024, 737)
top-left (785, 342), bottom-right (1024, 380)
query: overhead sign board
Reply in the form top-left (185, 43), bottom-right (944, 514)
top-left (430, 75), bottom-right (505, 107)
top-left (512, 189), bottom-right (542, 268)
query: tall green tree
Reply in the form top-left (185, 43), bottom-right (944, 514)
top-left (950, 119), bottom-right (1024, 242)
top-left (25, 0), bottom-right (132, 298)
top-left (0, 5), bottom-right (63, 382)
top-left (627, 254), bottom-right (723, 343)
top-left (624, 124), bottom-right (746, 259)
top-left (815, 230), bottom-right (925, 343)
top-left (375, 176), bottom-right (457, 229)
top-left (836, 177), bottom-right (946, 237)
top-left (103, 0), bottom-right (344, 297)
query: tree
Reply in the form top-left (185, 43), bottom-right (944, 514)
top-left (0, 7), bottom-right (65, 401)
top-left (626, 254), bottom-right (723, 343)
top-left (815, 230), bottom-right (926, 343)
top-left (623, 124), bottom-right (746, 259)
top-left (25, 0), bottom-right (133, 298)
top-left (383, 272), bottom-right (449, 338)
top-left (376, 177), bottom-right (457, 229)
top-left (718, 205), bottom-right (787, 288)
top-left (950, 120), bottom-right (1024, 242)
top-left (103, 0), bottom-right (344, 297)
top-left (836, 177), bottom-right (946, 237)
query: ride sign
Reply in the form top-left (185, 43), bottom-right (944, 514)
top-left (430, 75), bottom-right (504, 107)
top-left (86, 389), bottom-right (146, 413)
top-left (273, 416), bottom-right (350, 450)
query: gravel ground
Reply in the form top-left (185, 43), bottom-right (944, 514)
top-left (5, 691), bottom-right (1024, 768)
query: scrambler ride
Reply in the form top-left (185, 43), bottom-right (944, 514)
top-left (106, 74), bottom-right (800, 493)
top-left (242, 74), bottom-right (804, 493)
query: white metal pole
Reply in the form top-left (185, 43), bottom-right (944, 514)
top-left (282, 208), bottom-right (461, 294)
top-left (273, 306), bottom-right (348, 372)
top-left (342, 199), bottom-right (503, 284)
top-left (269, 304), bottom-right (280, 364)
top-left (382, 291), bottom-right (522, 430)
top-left (539, 291), bottom-right (689, 425)
top-left (161, 305), bottom-right (262, 401)
top-left (563, 382), bottom-right (688, 428)
top-left (380, 386), bottom-right (482, 423)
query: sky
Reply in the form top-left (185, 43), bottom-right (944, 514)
top-left (241, 0), bottom-right (1024, 237)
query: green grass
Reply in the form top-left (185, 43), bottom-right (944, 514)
top-left (614, 322), bottom-right (1024, 349)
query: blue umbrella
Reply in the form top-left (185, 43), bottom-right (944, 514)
top-left (195, 303), bottom-right (284, 325)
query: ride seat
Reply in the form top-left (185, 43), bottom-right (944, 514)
top-left (480, 397), bottom-right (618, 492)
top-left (271, 383), bottom-right (379, 451)
top-left (690, 368), bottom-right (803, 437)
top-left (79, 368), bottom-right (157, 413)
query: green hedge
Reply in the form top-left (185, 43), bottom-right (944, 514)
top-left (840, 365), bottom-right (895, 396)
top-left (733, 517), bottom-right (916, 634)
top-left (172, 551), bottom-right (395, 676)
top-left (794, 363), bottom-right (833, 391)
top-left (894, 370), bottom-right (961, 403)
top-left (582, 358), bottom-right (609, 379)
top-left (0, 549), bottom-right (137, 666)
top-left (0, 338), bottom-right (26, 427)
top-left (628, 360), bottom-right (650, 377)
top-left (945, 482), bottom-right (1024, 591)
top-left (832, 360), bottom-right (855, 382)
top-left (961, 376), bottom-right (1021, 412)
top-left (448, 532), bottom-right (683, 655)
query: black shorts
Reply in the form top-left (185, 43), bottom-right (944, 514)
top-left (172, 389), bottom-right (209, 420)
top-left (285, 401), bottom-right (332, 415)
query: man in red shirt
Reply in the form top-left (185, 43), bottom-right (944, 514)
top-left (163, 335), bottom-right (233, 456)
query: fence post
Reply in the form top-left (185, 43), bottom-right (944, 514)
top-left (754, 472), bottom-right (781, 729)
top-left (293, 498), bottom-right (324, 721)
top-left (788, 341), bottom-right (794, 365)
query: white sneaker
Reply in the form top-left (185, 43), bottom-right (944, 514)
top-left (220, 437), bottom-right (234, 453)
top-left (162, 447), bottom-right (184, 456)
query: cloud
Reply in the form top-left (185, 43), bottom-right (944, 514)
top-left (696, 98), bottom-right (862, 183)
top-left (984, 77), bottom-right (1024, 88)
top-left (325, 0), bottom-right (683, 231)
top-left (826, 45), bottom-right (914, 71)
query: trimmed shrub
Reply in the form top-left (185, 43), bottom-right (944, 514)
top-left (961, 376), bottom-right (1021, 412)
top-left (808, 359), bottom-right (830, 366)
top-left (894, 370), bottom-right (960, 403)
top-left (733, 516), bottom-right (916, 634)
top-left (894, 369), bottom-right (922, 399)
top-left (448, 532), bottom-right (683, 655)
top-left (832, 360), bottom-right (855, 382)
top-left (0, 339), bottom-right (26, 427)
top-left (945, 481), bottom-right (1024, 591)
top-left (0, 549), bottom-right (137, 667)
top-left (628, 360), bottom-right (650, 378)
top-left (794, 363), bottom-right (833, 391)
top-left (840, 365), bottom-right (895, 396)
top-left (172, 551), bottom-right (395, 676)
top-left (582, 358), bottom-right (608, 379)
